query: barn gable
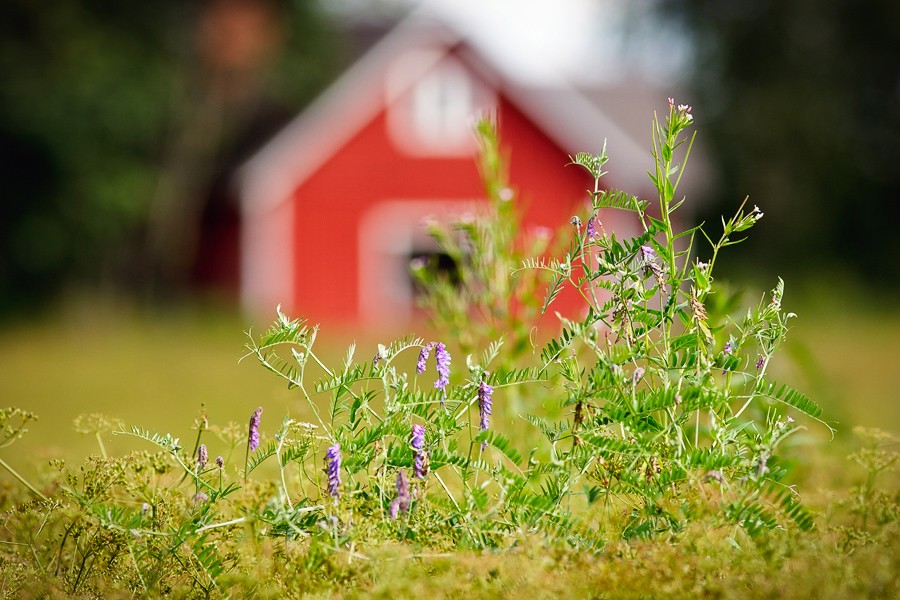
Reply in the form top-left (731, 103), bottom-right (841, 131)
top-left (237, 9), bottom-right (656, 325)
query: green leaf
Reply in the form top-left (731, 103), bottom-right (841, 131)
top-left (592, 189), bottom-right (649, 213)
top-left (684, 448), bottom-right (742, 471)
top-left (279, 441), bottom-right (312, 467)
top-left (246, 439), bottom-right (278, 475)
top-left (475, 429), bottom-right (523, 465)
top-left (755, 378), bottom-right (822, 419)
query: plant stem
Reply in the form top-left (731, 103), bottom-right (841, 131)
top-left (0, 456), bottom-right (47, 501)
top-left (94, 432), bottom-right (108, 460)
top-left (433, 471), bottom-right (460, 511)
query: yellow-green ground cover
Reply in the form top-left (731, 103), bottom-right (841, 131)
top-left (0, 288), bottom-right (896, 598)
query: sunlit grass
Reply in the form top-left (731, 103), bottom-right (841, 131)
top-left (1, 288), bottom-right (897, 480)
top-left (0, 290), bottom-right (897, 597)
top-left (0, 288), bottom-right (888, 438)
top-left (0, 298), bottom-right (318, 479)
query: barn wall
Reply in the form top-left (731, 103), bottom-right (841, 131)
top-left (284, 94), bottom-right (637, 326)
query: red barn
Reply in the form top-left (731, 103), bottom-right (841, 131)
top-left (237, 11), bottom-right (662, 328)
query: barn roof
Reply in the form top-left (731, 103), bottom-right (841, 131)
top-left (237, 5), bottom-right (655, 218)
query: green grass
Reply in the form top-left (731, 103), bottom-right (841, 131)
top-left (0, 298), bottom-right (305, 480)
top-left (2, 288), bottom-right (896, 465)
top-left (0, 291), bottom-right (897, 598)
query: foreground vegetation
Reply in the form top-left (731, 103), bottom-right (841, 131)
top-left (0, 404), bottom-right (896, 598)
top-left (1, 104), bottom-right (897, 598)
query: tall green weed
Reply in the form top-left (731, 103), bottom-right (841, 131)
top-left (2, 101), bottom-right (893, 597)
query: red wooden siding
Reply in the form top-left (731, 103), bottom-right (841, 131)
top-left (284, 93), bottom-right (608, 324)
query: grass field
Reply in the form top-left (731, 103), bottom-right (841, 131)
top-left (0, 286), bottom-right (897, 597)
top-left (0, 298), bottom-right (299, 481)
top-left (1, 285), bottom-right (897, 470)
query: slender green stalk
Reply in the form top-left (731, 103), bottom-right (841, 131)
top-left (0, 456), bottom-right (47, 501)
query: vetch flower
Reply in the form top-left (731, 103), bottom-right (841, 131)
top-left (192, 492), bottom-right (208, 504)
top-left (389, 469), bottom-right (411, 520)
top-left (196, 444), bottom-right (208, 470)
top-left (586, 216), bottom-right (597, 241)
top-left (478, 378), bottom-right (494, 449)
top-left (215, 455), bottom-right (224, 469)
top-left (632, 367), bottom-right (645, 384)
top-left (326, 443), bottom-right (342, 499)
top-left (756, 355), bottom-right (765, 370)
top-left (434, 342), bottom-right (451, 392)
top-left (248, 407), bottom-right (262, 452)
top-left (722, 342), bottom-right (735, 373)
top-left (411, 424), bottom-right (428, 479)
top-left (417, 342), bottom-right (434, 375)
top-left (640, 244), bottom-right (664, 282)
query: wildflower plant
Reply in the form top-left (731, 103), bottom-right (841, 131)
top-left (230, 102), bottom-right (828, 550)
top-left (0, 101), bottom-right (846, 596)
top-left (411, 120), bottom-right (552, 363)
top-left (522, 101), bottom-right (828, 537)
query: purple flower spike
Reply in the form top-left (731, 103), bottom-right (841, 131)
top-left (586, 216), bottom-right (597, 241)
top-left (196, 444), bottom-right (208, 470)
top-left (215, 455), bottom-right (224, 469)
top-left (640, 245), bottom-right (655, 261)
top-left (411, 424), bottom-right (427, 479)
top-left (389, 469), bottom-right (411, 520)
top-left (478, 379), bottom-right (494, 449)
top-left (756, 355), bottom-right (765, 370)
top-left (326, 443), bottom-right (342, 499)
top-left (248, 407), bottom-right (263, 452)
top-left (632, 367), bottom-right (645, 384)
top-left (434, 342), bottom-right (451, 392)
top-left (192, 492), bottom-right (208, 504)
top-left (417, 342), bottom-right (434, 375)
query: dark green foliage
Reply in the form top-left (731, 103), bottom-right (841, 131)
top-left (0, 1), bottom-right (344, 313)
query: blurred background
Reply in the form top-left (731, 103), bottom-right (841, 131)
top-left (1, 0), bottom-right (898, 472)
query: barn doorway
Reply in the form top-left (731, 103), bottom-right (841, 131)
top-left (358, 200), bottom-right (475, 325)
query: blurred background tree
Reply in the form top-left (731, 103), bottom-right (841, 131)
top-left (653, 0), bottom-right (900, 287)
top-left (0, 0), bottom-right (343, 314)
